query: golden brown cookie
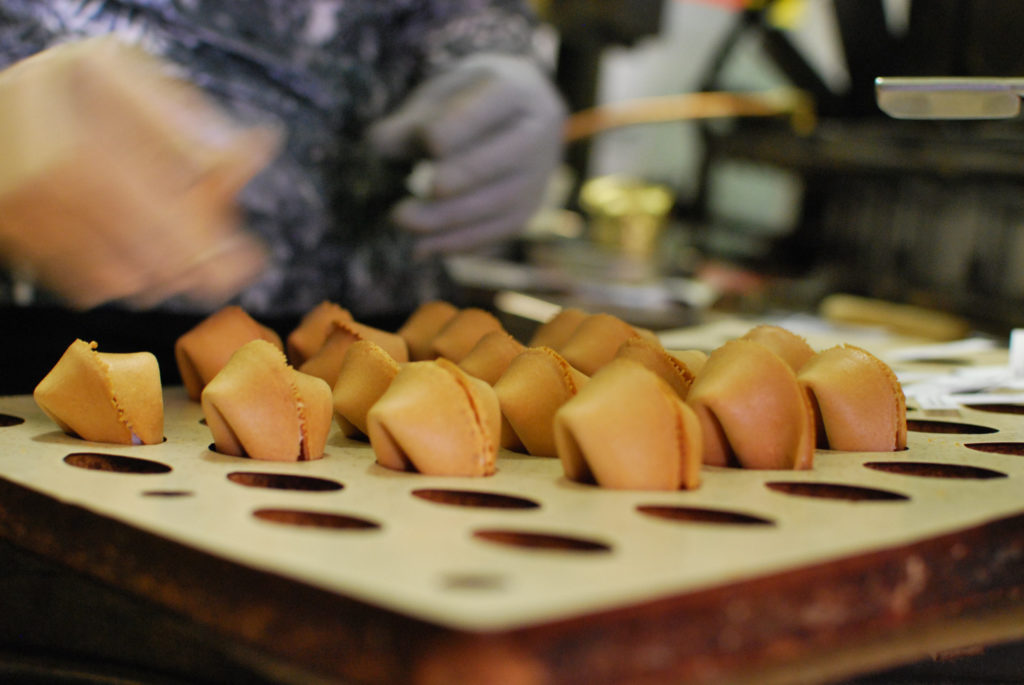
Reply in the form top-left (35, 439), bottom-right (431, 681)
top-left (430, 308), bottom-right (504, 362)
top-left (558, 313), bottom-right (644, 376)
top-left (458, 330), bottom-right (526, 385)
top-left (367, 359), bottom-right (500, 477)
top-left (285, 301), bottom-right (353, 366)
top-left (493, 346), bottom-right (588, 457)
top-left (299, 320), bottom-right (408, 387)
top-left (739, 324), bottom-right (814, 372)
top-left (332, 339), bottom-right (402, 439)
top-left (528, 307), bottom-right (588, 349)
top-left (397, 300), bottom-right (459, 361)
top-left (201, 339), bottom-right (332, 461)
top-left (555, 358), bottom-right (701, 490)
top-left (798, 344), bottom-right (907, 451)
top-left (687, 339), bottom-right (815, 470)
top-left (34, 339), bottom-right (163, 445)
top-left (669, 349), bottom-right (708, 377)
top-left (615, 337), bottom-right (699, 400)
top-left (174, 306), bottom-right (282, 400)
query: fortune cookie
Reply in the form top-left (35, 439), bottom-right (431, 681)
top-left (175, 306), bottom-right (282, 400)
top-left (798, 345), bottom-right (907, 451)
top-left (687, 339), bottom-right (815, 470)
top-left (367, 359), bottom-right (500, 477)
top-left (615, 337), bottom-right (699, 400)
top-left (529, 307), bottom-right (588, 349)
top-left (398, 300), bottom-right (459, 360)
top-left (459, 331), bottom-right (526, 385)
top-left (558, 313), bottom-right (645, 376)
top-left (494, 347), bottom-right (588, 457)
top-left (740, 325), bottom-right (814, 372)
top-left (332, 339), bottom-right (402, 439)
top-left (34, 339), bottom-right (164, 445)
top-left (430, 308), bottom-right (504, 362)
top-left (670, 349), bottom-right (708, 377)
top-left (286, 301), bottom-right (353, 366)
top-left (555, 358), bottom-right (702, 490)
top-left (201, 340), bottom-right (332, 461)
top-left (299, 320), bottom-right (408, 387)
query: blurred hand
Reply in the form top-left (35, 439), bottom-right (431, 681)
top-left (368, 54), bottom-right (567, 257)
top-left (0, 37), bottom-right (275, 311)
top-left (0, 130), bottom-right (273, 311)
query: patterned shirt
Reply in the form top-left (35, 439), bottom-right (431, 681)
top-left (0, 0), bottom-right (539, 318)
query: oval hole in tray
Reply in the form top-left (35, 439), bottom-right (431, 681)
top-left (142, 490), bottom-right (195, 497)
top-left (766, 482), bottom-right (909, 502)
top-left (637, 505), bottom-right (774, 526)
top-left (0, 413), bottom-right (25, 427)
top-left (474, 529), bottom-right (611, 554)
top-left (965, 404), bottom-right (1024, 416)
top-left (965, 442), bottom-right (1024, 456)
top-left (228, 472), bottom-right (343, 492)
top-left (253, 508), bottom-right (380, 530)
top-left (906, 419), bottom-right (997, 435)
top-left (412, 489), bottom-right (539, 510)
top-left (64, 452), bottom-right (171, 474)
top-left (864, 461), bottom-right (1007, 479)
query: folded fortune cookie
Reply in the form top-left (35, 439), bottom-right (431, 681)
top-left (175, 305), bottom-right (282, 400)
top-left (299, 320), bottom-right (408, 387)
top-left (397, 300), bottom-right (459, 361)
top-left (670, 349), bottom-right (708, 377)
top-left (286, 300), bottom-right (353, 366)
top-left (367, 359), bottom-right (500, 477)
top-left (332, 339), bottom-right (402, 439)
top-left (201, 340), bottom-right (332, 461)
top-left (615, 337), bottom-right (699, 400)
top-left (493, 346), bottom-right (588, 457)
top-left (529, 307), bottom-right (588, 349)
top-left (458, 330), bottom-right (526, 385)
top-left (798, 344), bottom-right (907, 452)
top-left (558, 313), bottom-right (645, 376)
top-left (687, 339), bottom-right (815, 470)
top-left (429, 308), bottom-right (504, 362)
top-left (739, 324), bottom-right (814, 372)
top-left (34, 339), bottom-right (163, 445)
top-left (555, 358), bottom-right (701, 490)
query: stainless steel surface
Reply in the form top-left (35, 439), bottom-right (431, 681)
top-left (876, 76), bottom-right (1024, 119)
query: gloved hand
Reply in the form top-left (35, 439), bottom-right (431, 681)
top-left (368, 53), bottom-right (567, 257)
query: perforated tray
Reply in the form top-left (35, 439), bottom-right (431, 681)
top-left (0, 326), bottom-right (1023, 684)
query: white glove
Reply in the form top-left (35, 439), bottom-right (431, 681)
top-left (369, 53), bottom-right (567, 257)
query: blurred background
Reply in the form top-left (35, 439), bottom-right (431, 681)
top-left (458, 0), bottom-right (1024, 337)
top-left (6, 0), bottom-right (1024, 394)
